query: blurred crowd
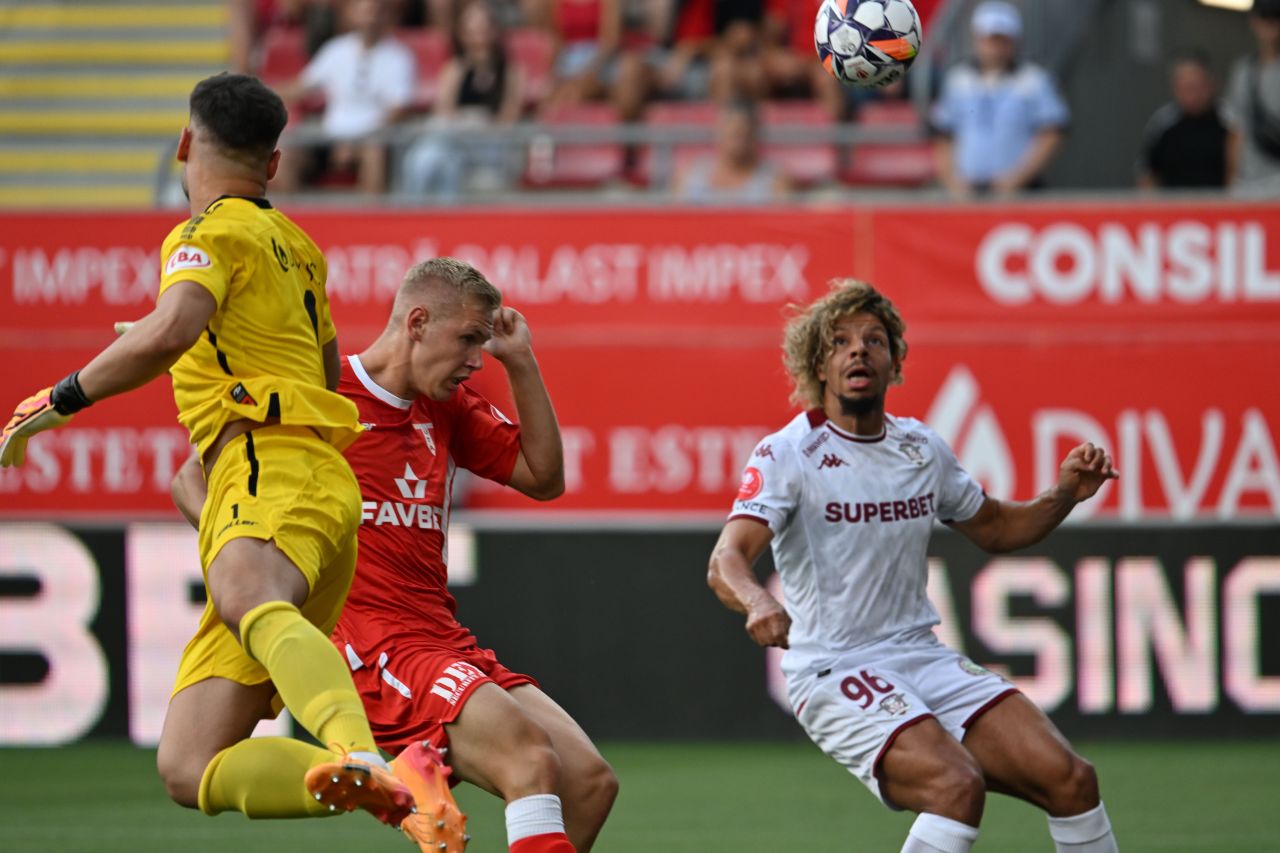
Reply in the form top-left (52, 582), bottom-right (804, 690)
top-left (227, 0), bottom-right (1280, 200)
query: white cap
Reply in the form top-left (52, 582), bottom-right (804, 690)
top-left (972, 1), bottom-right (1022, 39)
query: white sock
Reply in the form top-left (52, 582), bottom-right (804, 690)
top-left (1048, 802), bottom-right (1118, 852)
top-left (901, 813), bottom-right (979, 853)
top-left (505, 793), bottom-right (566, 844)
top-left (347, 750), bottom-right (390, 771)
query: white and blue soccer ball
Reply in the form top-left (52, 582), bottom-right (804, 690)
top-left (815, 0), bottom-right (923, 88)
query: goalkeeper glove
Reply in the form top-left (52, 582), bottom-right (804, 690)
top-left (0, 372), bottom-right (94, 467)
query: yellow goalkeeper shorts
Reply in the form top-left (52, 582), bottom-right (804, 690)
top-left (171, 425), bottom-right (361, 701)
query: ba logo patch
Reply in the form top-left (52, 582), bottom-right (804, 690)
top-left (737, 467), bottom-right (764, 500)
top-left (165, 244), bottom-right (212, 275)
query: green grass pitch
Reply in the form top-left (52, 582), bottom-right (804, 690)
top-left (2, 739), bottom-right (1277, 851)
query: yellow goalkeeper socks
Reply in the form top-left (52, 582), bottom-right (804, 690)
top-left (198, 737), bottom-right (333, 818)
top-left (239, 600), bottom-right (377, 756)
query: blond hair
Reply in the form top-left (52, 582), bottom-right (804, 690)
top-left (782, 279), bottom-right (908, 409)
top-left (390, 257), bottom-right (502, 326)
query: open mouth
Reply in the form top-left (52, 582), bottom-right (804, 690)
top-left (844, 365), bottom-right (874, 391)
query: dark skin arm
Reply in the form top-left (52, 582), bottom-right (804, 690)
top-left (949, 441), bottom-right (1117, 553)
top-left (707, 518), bottom-right (791, 648)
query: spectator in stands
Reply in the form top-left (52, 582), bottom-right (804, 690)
top-left (230, 0), bottom-right (340, 74)
top-left (1137, 50), bottom-right (1227, 190)
top-left (528, 0), bottom-right (623, 107)
top-left (1224, 0), bottom-right (1280, 194)
top-left (760, 0), bottom-right (845, 118)
top-left (673, 98), bottom-right (791, 203)
top-left (612, 0), bottom-right (749, 122)
top-left (400, 0), bottom-right (525, 198)
top-left (929, 1), bottom-right (1069, 198)
top-left (275, 0), bottom-right (417, 194)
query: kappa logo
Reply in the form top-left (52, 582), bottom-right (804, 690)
top-left (926, 365), bottom-right (1015, 499)
top-left (165, 244), bottom-right (212, 275)
top-left (818, 454), bottom-right (847, 470)
top-left (755, 443), bottom-right (775, 461)
top-left (395, 463), bottom-right (427, 500)
top-left (414, 422), bottom-right (436, 455)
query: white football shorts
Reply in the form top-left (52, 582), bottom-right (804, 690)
top-left (791, 628), bottom-right (1018, 808)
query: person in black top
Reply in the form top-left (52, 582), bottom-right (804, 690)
top-left (1138, 50), bottom-right (1228, 189)
top-left (400, 0), bottom-right (524, 197)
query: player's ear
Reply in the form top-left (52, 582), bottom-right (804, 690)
top-left (265, 149), bottom-right (281, 181)
top-left (407, 304), bottom-right (429, 341)
top-left (176, 127), bottom-right (192, 162)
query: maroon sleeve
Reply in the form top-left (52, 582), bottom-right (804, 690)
top-left (449, 386), bottom-right (521, 483)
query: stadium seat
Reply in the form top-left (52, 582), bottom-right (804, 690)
top-left (631, 101), bottom-right (719, 187)
top-left (522, 103), bottom-right (625, 188)
top-left (507, 27), bottom-right (554, 108)
top-left (258, 26), bottom-right (324, 120)
top-left (396, 28), bottom-right (450, 111)
top-left (760, 101), bottom-right (837, 188)
top-left (258, 26), bottom-right (307, 86)
top-left (841, 99), bottom-right (936, 187)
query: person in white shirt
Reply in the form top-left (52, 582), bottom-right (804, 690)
top-left (277, 0), bottom-right (417, 193)
top-left (708, 279), bottom-right (1121, 853)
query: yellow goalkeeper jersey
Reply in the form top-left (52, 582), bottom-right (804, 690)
top-left (157, 195), bottom-right (361, 457)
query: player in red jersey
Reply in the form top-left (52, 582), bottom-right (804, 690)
top-left (173, 257), bottom-right (615, 853)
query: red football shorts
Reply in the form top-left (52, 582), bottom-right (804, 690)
top-left (340, 637), bottom-right (537, 756)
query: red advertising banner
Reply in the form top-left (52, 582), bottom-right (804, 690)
top-left (1, 204), bottom-right (1276, 520)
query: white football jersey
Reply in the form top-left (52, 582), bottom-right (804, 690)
top-left (730, 410), bottom-right (985, 681)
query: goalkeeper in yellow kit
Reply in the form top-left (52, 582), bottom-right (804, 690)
top-left (0, 73), bottom-right (457, 851)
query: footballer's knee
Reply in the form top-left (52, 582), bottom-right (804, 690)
top-left (496, 717), bottom-right (562, 798)
top-left (912, 760), bottom-right (986, 824)
top-left (562, 750), bottom-right (617, 819)
top-left (1047, 755), bottom-right (1100, 817)
top-left (155, 746), bottom-right (205, 809)
top-left (579, 755), bottom-right (619, 824)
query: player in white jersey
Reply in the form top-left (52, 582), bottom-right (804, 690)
top-left (708, 280), bottom-right (1120, 853)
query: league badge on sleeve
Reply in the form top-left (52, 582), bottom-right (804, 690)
top-left (737, 467), bottom-right (764, 500)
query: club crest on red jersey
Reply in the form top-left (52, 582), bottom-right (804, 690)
top-left (414, 422), bottom-right (436, 455)
top-left (737, 466), bottom-right (764, 500)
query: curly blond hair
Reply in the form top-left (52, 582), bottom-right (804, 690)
top-left (782, 279), bottom-right (908, 409)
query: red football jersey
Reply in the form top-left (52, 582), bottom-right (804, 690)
top-left (334, 354), bottom-right (521, 653)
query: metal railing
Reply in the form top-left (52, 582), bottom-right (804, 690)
top-left (155, 115), bottom-right (934, 206)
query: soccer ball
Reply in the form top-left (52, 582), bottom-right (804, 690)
top-left (815, 0), bottom-right (923, 88)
